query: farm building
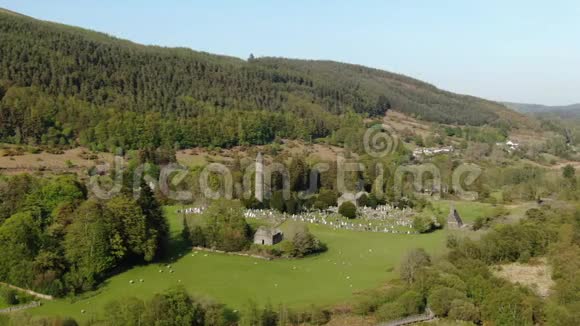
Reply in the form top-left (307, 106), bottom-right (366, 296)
top-left (253, 227), bottom-right (283, 245)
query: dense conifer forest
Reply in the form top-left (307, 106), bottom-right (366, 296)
top-left (0, 9), bottom-right (524, 151)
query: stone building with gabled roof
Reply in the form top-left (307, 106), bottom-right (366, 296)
top-left (447, 206), bottom-right (463, 229)
top-left (253, 226), bottom-right (283, 245)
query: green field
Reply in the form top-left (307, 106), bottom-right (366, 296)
top-left (426, 200), bottom-right (498, 223)
top-left (31, 206), bottom-right (449, 322)
top-left (0, 297), bottom-right (8, 310)
top-left (0, 285), bottom-right (13, 310)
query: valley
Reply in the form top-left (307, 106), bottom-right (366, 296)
top-left (0, 5), bottom-right (579, 326)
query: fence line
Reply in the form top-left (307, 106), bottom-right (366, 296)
top-left (191, 247), bottom-right (273, 260)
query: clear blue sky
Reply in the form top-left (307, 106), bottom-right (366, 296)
top-left (2, 0), bottom-right (579, 105)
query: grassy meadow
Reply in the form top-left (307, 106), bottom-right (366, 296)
top-left (0, 298), bottom-right (8, 310)
top-left (31, 205), bottom-right (449, 322)
top-left (426, 200), bottom-right (498, 223)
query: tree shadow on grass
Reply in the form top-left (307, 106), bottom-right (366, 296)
top-left (161, 234), bottom-right (191, 264)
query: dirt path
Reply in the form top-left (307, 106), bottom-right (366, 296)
top-left (550, 160), bottom-right (580, 170)
top-left (0, 282), bottom-right (53, 300)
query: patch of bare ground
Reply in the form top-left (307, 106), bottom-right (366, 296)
top-left (175, 140), bottom-right (349, 167)
top-left (508, 128), bottom-right (553, 147)
top-left (0, 147), bottom-right (112, 175)
top-left (384, 110), bottom-right (547, 151)
top-left (0, 140), bottom-right (353, 175)
top-left (492, 258), bottom-right (554, 298)
top-left (384, 111), bottom-right (434, 138)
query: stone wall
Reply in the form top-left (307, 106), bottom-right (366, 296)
top-left (0, 301), bottom-right (41, 314)
top-left (191, 246), bottom-right (272, 260)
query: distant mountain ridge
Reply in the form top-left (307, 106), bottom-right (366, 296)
top-left (504, 102), bottom-right (580, 114)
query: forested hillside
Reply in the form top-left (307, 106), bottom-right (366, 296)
top-left (255, 58), bottom-right (516, 125)
top-left (0, 9), bottom-right (526, 150)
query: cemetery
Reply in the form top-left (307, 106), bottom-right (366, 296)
top-left (180, 204), bottom-right (419, 234)
top-left (244, 206), bottom-right (418, 234)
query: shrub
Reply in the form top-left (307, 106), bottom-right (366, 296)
top-left (312, 200), bottom-right (327, 210)
top-left (448, 299), bottom-right (480, 323)
top-left (189, 225), bottom-right (206, 247)
top-left (289, 226), bottom-right (326, 257)
top-left (368, 193), bottom-right (385, 207)
top-left (428, 287), bottom-right (465, 317)
top-left (284, 197), bottom-right (299, 214)
top-left (353, 287), bottom-right (407, 315)
top-left (545, 303), bottom-right (578, 326)
top-left (518, 250), bottom-right (531, 263)
top-left (353, 295), bottom-right (380, 315)
top-left (446, 234), bottom-right (459, 249)
top-left (376, 302), bottom-right (406, 322)
top-left (270, 191), bottom-right (285, 212)
top-left (357, 193), bottom-right (369, 207)
top-left (397, 290), bottom-right (425, 315)
top-left (241, 196), bottom-right (263, 209)
top-left (338, 202), bottom-right (357, 219)
top-left (317, 189), bottom-right (338, 208)
top-left (309, 306), bottom-right (331, 325)
top-left (436, 273), bottom-right (467, 293)
top-left (261, 302), bottom-right (278, 326)
top-left (481, 286), bottom-right (540, 325)
top-left (502, 190), bottom-right (513, 203)
top-left (374, 288), bottom-right (426, 322)
top-left (525, 208), bottom-right (546, 221)
top-left (472, 217), bottom-right (485, 230)
top-left (400, 248), bottom-right (431, 284)
top-left (412, 215), bottom-right (435, 233)
top-left (1, 288), bottom-right (18, 305)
